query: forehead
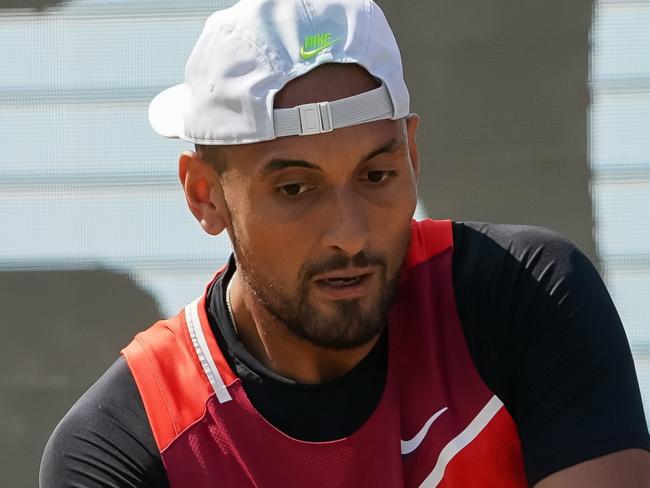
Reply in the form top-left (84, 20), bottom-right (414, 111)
top-left (221, 64), bottom-right (404, 172)
top-left (222, 118), bottom-right (404, 176)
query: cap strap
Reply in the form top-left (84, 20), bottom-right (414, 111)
top-left (273, 83), bottom-right (395, 137)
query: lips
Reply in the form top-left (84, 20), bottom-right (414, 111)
top-left (314, 268), bottom-right (372, 283)
top-left (319, 275), bottom-right (364, 287)
top-left (313, 270), bottom-right (374, 299)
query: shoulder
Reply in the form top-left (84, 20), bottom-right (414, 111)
top-left (40, 357), bottom-right (168, 488)
top-left (450, 221), bottom-right (595, 315)
top-left (449, 221), bottom-right (650, 486)
top-left (449, 221), bottom-right (604, 378)
top-left (451, 221), bottom-right (585, 265)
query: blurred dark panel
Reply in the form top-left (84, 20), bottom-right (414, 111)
top-left (379, 0), bottom-right (596, 260)
top-left (0, 270), bottom-right (162, 488)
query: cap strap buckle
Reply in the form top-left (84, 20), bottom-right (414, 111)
top-left (298, 102), bottom-right (333, 136)
top-left (272, 84), bottom-right (394, 138)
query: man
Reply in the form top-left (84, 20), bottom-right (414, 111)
top-left (40, 0), bottom-right (650, 486)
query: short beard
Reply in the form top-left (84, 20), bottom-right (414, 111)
top-left (252, 253), bottom-right (398, 350)
top-left (230, 227), bottom-right (400, 350)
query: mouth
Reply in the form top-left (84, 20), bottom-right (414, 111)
top-left (313, 270), bottom-right (375, 299)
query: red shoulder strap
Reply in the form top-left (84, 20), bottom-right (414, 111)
top-left (121, 310), bottom-right (215, 451)
top-left (403, 219), bottom-right (453, 270)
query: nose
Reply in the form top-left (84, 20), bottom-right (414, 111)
top-left (320, 188), bottom-right (369, 256)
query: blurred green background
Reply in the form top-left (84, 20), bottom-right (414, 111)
top-left (1, 0), bottom-right (648, 486)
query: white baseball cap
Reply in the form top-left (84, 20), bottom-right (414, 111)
top-left (149, 0), bottom-right (410, 145)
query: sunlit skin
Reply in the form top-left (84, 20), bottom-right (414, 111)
top-left (179, 64), bottom-right (420, 383)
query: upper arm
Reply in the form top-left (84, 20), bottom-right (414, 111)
top-left (39, 357), bottom-right (169, 488)
top-left (533, 449), bottom-right (650, 487)
top-left (452, 222), bottom-right (650, 486)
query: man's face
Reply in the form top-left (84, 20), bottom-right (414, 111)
top-left (213, 65), bottom-right (419, 350)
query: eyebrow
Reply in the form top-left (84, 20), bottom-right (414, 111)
top-left (362, 138), bottom-right (402, 162)
top-left (261, 158), bottom-right (321, 176)
top-left (260, 138), bottom-right (403, 176)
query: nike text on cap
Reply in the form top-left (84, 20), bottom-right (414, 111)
top-left (148, 0), bottom-right (410, 145)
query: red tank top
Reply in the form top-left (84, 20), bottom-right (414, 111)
top-left (122, 219), bottom-right (527, 487)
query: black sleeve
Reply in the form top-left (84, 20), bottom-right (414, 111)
top-left (451, 221), bottom-right (650, 486)
top-left (39, 357), bottom-right (169, 488)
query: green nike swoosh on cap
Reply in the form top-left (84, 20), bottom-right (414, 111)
top-left (299, 37), bottom-right (341, 60)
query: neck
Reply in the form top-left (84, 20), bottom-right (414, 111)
top-left (227, 271), bottom-right (379, 384)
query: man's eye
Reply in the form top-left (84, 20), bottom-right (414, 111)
top-left (277, 183), bottom-right (313, 196)
top-left (366, 170), bottom-right (397, 183)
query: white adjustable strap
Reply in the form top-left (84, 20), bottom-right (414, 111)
top-left (184, 297), bottom-right (232, 404)
top-left (273, 83), bottom-right (395, 137)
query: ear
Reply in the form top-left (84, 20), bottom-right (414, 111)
top-left (405, 113), bottom-right (420, 183)
top-left (178, 150), bottom-right (228, 236)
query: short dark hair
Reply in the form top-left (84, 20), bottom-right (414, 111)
top-left (195, 144), bottom-right (228, 174)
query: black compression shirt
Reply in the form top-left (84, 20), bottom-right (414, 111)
top-left (40, 222), bottom-right (650, 487)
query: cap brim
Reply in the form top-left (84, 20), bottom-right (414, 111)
top-left (148, 84), bottom-right (190, 139)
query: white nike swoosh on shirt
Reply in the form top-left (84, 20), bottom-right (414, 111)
top-left (400, 406), bottom-right (449, 455)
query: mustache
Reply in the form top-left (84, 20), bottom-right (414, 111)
top-left (301, 251), bottom-right (387, 281)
